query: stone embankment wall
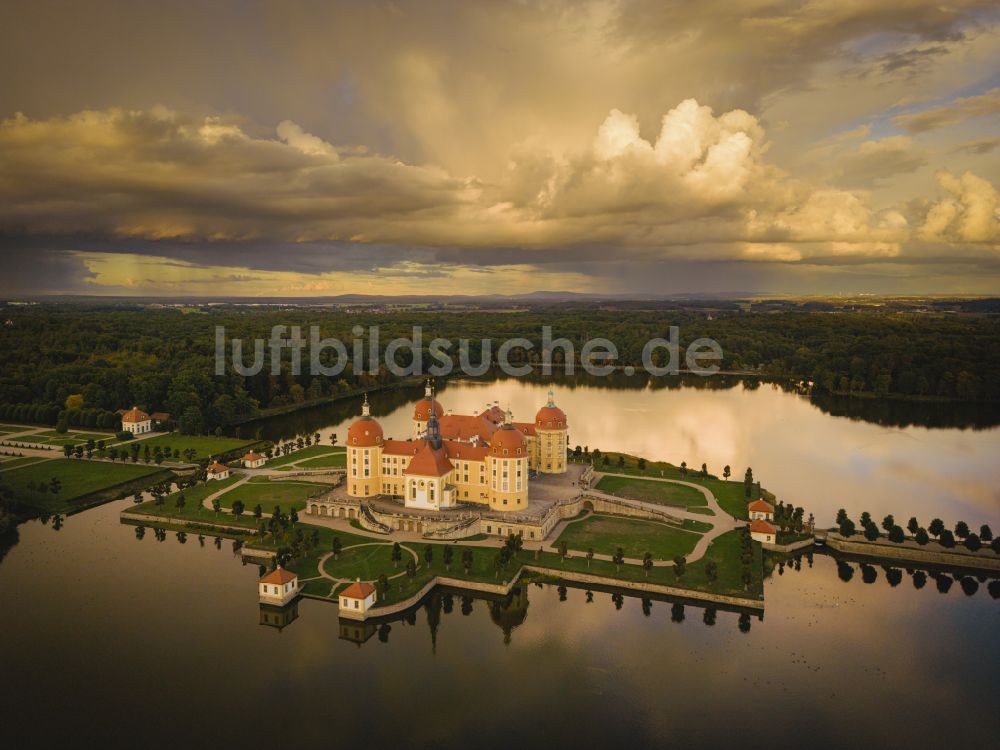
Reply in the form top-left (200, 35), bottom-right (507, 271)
top-left (826, 534), bottom-right (1000, 571)
top-left (120, 511), bottom-right (255, 536)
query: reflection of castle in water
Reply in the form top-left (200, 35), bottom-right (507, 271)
top-left (259, 601), bottom-right (300, 631)
top-left (316, 580), bottom-right (763, 648)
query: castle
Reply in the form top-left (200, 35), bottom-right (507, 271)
top-left (345, 382), bottom-right (568, 513)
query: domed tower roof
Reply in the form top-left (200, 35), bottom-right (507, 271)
top-left (535, 389), bottom-right (567, 429)
top-left (413, 379), bottom-right (444, 421)
top-left (490, 422), bottom-right (526, 455)
top-left (347, 395), bottom-right (383, 447)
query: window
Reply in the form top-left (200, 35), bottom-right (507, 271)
top-left (354, 601), bottom-right (359, 609)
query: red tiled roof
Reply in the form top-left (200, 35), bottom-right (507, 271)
top-left (479, 405), bottom-right (506, 424)
top-left (347, 416), bottom-right (383, 447)
top-left (512, 421), bottom-right (537, 437)
top-left (535, 404), bottom-right (567, 429)
top-left (442, 440), bottom-right (488, 461)
top-left (150, 412), bottom-right (170, 422)
top-left (748, 499), bottom-right (774, 513)
top-left (260, 567), bottom-right (297, 584)
top-left (404, 442), bottom-right (454, 477)
top-left (243, 452), bottom-right (264, 461)
top-left (382, 439), bottom-right (420, 456)
top-left (750, 519), bottom-right (777, 534)
top-left (121, 407), bottom-right (150, 424)
top-left (340, 581), bottom-right (376, 600)
top-left (207, 462), bottom-right (229, 474)
top-left (438, 414), bottom-right (498, 442)
top-left (490, 424), bottom-right (526, 454)
top-left (413, 397), bottom-right (444, 421)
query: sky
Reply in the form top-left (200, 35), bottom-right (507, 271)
top-left (1, 0), bottom-right (999, 297)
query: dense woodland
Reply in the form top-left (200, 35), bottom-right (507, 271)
top-left (0, 303), bottom-right (997, 434)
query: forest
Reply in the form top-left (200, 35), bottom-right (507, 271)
top-left (0, 302), bottom-right (997, 434)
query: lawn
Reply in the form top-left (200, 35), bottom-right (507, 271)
top-left (268, 444), bottom-right (344, 469)
top-left (0, 424), bottom-right (34, 433)
top-left (554, 514), bottom-right (702, 561)
top-left (3, 458), bottom-right (171, 513)
top-left (216, 477), bottom-right (328, 514)
top-left (293, 453), bottom-right (346, 469)
top-left (0, 456), bottom-right (49, 471)
top-left (590, 451), bottom-right (775, 520)
top-left (595, 475), bottom-right (708, 509)
top-left (322, 543), bottom-right (406, 580)
top-left (133, 434), bottom-right (255, 461)
top-left (132, 473), bottom-right (249, 525)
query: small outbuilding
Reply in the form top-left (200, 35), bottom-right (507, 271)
top-left (339, 579), bottom-right (377, 620)
top-left (259, 566), bottom-right (299, 606)
top-left (206, 462), bottom-right (230, 481)
top-left (243, 451), bottom-right (266, 469)
top-left (750, 518), bottom-right (778, 544)
top-left (748, 499), bottom-right (775, 521)
top-left (121, 406), bottom-right (152, 435)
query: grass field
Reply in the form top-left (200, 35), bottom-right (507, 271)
top-left (554, 514), bottom-right (702, 561)
top-left (587, 452), bottom-right (775, 520)
top-left (0, 456), bottom-right (49, 471)
top-left (322, 543), bottom-right (407, 580)
top-left (133, 434), bottom-right (255, 461)
top-left (595, 475), bottom-right (708, 509)
top-left (216, 477), bottom-right (328, 514)
top-left (3, 458), bottom-right (170, 512)
top-left (132, 473), bottom-right (246, 522)
top-left (293, 453), bottom-right (346, 469)
top-left (268, 445), bottom-right (344, 469)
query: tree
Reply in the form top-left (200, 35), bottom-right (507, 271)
top-left (915, 528), bottom-right (929, 545)
top-left (424, 544), bottom-right (433, 566)
top-left (680, 461), bottom-right (687, 476)
top-left (62, 444), bottom-right (73, 458)
top-left (938, 529), bottom-right (955, 548)
top-left (744, 467), bottom-right (754, 497)
top-left (443, 546), bottom-right (454, 571)
top-left (405, 558), bottom-right (416, 578)
top-left (991, 538), bottom-right (1000, 556)
top-left (723, 465), bottom-right (731, 481)
top-left (175, 492), bottom-right (186, 511)
top-left (701, 463), bottom-right (708, 477)
top-left (232, 500), bottom-right (245, 518)
top-left (863, 523), bottom-right (880, 542)
top-left (48, 477), bottom-right (61, 495)
top-left (839, 518), bottom-right (855, 537)
top-left (289, 508), bottom-right (298, 525)
top-left (888, 525), bottom-right (905, 544)
top-left (980, 524), bottom-right (993, 542)
top-left (860, 511), bottom-right (872, 527)
top-left (705, 561), bottom-right (718, 581)
top-left (586, 547), bottom-right (594, 568)
top-left (954, 521), bottom-right (970, 539)
top-left (881, 514), bottom-right (895, 533)
top-left (964, 533), bottom-right (981, 552)
top-left (212, 497), bottom-right (221, 514)
top-left (637, 457), bottom-right (646, 471)
top-left (391, 542), bottom-right (402, 568)
top-left (673, 555), bottom-right (686, 579)
top-left (836, 508), bottom-right (848, 525)
top-left (253, 504), bottom-right (262, 519)
top-left (907, 516), bottom-right (920, 535)
top-left (377, 573), bottom-right (389, 597)
top-left (462, 548), bottom-right (473, 573)
top-left (612, 547), bottom-right (625, 571)
top-left (642, 552), bottom-right (653, 577)
top-left (558, 540), bottom-right (568, 561)
top-left (928, 518), bottom-right (945, 538)
top-left (332, 536), bottom-right (342, 558)
top-left (617, 455), bottom-right (625, 469)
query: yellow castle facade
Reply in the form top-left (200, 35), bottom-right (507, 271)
top-left (345, 383), bottom-right (568, 513)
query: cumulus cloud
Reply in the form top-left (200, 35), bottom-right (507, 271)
top-left (0, 100), bottom-right (994, 273)
top-left (920, 170), bottom-right (1000, 244)
top-left (892, 87), bottom-right (1000, 133)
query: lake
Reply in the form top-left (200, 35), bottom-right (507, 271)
top-left (0, 377), bottom-right (997, 748)
top-left (250, 375), bottom-right (1000, 530)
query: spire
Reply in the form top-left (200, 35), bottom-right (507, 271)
top-left (547, 389), bottom-right (555, 407)
top-left (362, 393), bottom-right (370, 417)
top-left (505, 405), bottom-right (513, 425)
top-left (426, 392), bottom-right (442, 449)
top-left (424, 378), bottom-right (432, 398)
